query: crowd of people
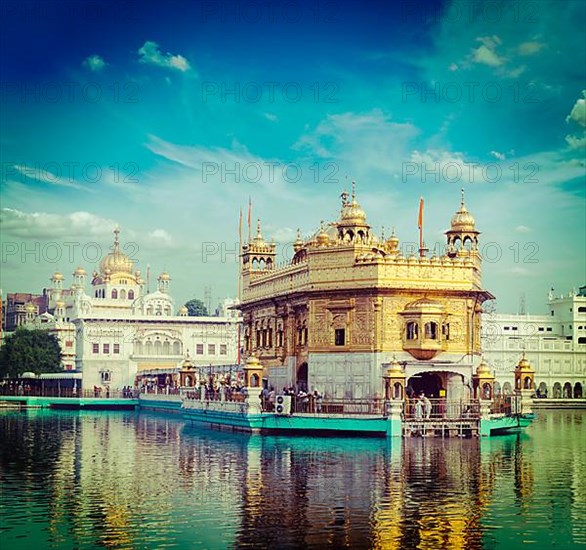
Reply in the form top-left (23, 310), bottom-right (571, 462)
top-left (260, 386), bottom-right (323, 413)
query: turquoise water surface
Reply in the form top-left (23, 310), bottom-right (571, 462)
top-left (0, 409), bottom-right (584, 549)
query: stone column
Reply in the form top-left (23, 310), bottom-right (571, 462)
top-left (244, 354), bottom-right (263, 415)
top-left (385, 399), bottom-right (404, 438)
top-left (382, 359), bottom-right (406, 438)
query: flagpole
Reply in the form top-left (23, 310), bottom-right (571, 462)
top-left (237, 207), bottom-right (243, 365)
top-left (418, 197), bottom-right (424, 257)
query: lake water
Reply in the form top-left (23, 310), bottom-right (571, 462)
top-left (0, 408), bottom-right (584, 549)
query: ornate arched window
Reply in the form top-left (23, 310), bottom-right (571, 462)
top-left (425, 322), bottom-right (437, 340)
top-left (111, 289), bottom-right (118, 299)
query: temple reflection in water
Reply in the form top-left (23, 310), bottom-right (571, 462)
top-left (1, 410), bottom-right (584, 548)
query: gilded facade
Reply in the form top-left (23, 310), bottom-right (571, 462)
top-left (239, 187), bottom-right (494, 400)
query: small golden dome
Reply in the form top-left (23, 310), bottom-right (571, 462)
top-left (476, 359), bottom-right (491, 375)
top-left (340, 181), bottom-right (367, 224)
top-left (253, 219), bottom-right (264, 244)
top-left (316, 221), bottom-right (329, 245)
top-left (516, 355), bottom-right (533, 371)
top-left (293, 228), bottom-right (304, 252)
top-left (73, 266), bottom-right (86, 276)
top-left (25, 302), bottom-right (36, 312)
top-left (158, 271), bottom-right (171, 281)
top-left (182, 355), bottom-right (194, 369)
top-left (451, 189), bottom-right (475, 230)
top-left (55, 300), bottom-right (66, 309)
top-left (386, 228), bottom-right (399, 250)
top-left (179, 305), bottom-right (188, 315)
top-left (245, 354), bottom-right (261, 369)
top-left (52, 271), bottom-right (64, 281)
top-left (385, 358), bottom-right (404, 376)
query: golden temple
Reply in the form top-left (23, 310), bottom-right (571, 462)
top-left (239, 185), bottom-right (494, 402)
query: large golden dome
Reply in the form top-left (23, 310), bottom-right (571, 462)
top-left (99, 228), bottom-right (134, 275)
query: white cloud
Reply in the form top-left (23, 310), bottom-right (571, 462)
top-left (138, 41), bottom-right (191, 72)
top-left (464, 35), bottom-right (529, 77)
top-left (144, 134), bottom-right (302, 204)
top-left (148, 228), bottom-right (173, 246)
top-left (83, 54), bottom-right (107, 72)
top-left (566, 91), bottom-right (586, 127)
top-left (0, 208), bottom-right (118, 240)
top-left (407, 149), bottom-right (485, 183)
top-left (472, 36), bottom-right (504, 67)
top-left (515, 225), bottom-right (531, 233)
top-left (263, 113), bottom-right (278, 122)
top-left (517, 41), bottom-right (544, 56)
top-left (511, 266), bottom-right (531, 276)
top-left (565, 134), bottom-right (586, 150)
top-left (293, 109), bottom-right (419, 177)
top-left (448, 62), bottom-right (458, 71)
top-left (472, 44), bottom-right (503, 67)
top-left (490, 151), bottom-right (506, 161)
top-left (12, 164), bottom-right (88, 190)
top-left (565, 91), bottom-right (586, 149)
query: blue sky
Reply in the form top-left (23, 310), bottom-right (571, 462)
top-left (1, 0), bottom-right (585, 313)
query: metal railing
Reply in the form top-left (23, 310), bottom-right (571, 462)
top-left (403, 398), bottom-right (481, 420)
top-left (260, 396), bottom-right (385, 415)
top-left (0, 387), bottom-right (138, 399)
top-left (181, 387), bottom-right (247, 403)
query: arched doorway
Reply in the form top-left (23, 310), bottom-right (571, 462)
top-left (296, 362), bottom-right (308, 392)
top-left (574, 382), bottom-right (583, 398)
top-left (553, 382), bottom-right (562, 398)
top-left (563, 382), bottom-right (572, 398)
top-left (407, 372), bottom-right (443, 398)
top-left (537, 382), bottom-right (548, 398)
top-left (502, 382), bottom-right (512, 395)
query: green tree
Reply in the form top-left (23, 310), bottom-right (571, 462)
top-left (185, 298), bottom-right (209, 316)
top-left (0, 328), bottom-right (62, 377)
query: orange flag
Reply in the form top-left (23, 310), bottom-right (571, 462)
top-left (418, 197), bottom-right (424, 229)
top-left (239, 207), bottom-right (242, 244)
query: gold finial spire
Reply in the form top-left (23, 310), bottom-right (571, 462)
top-left (256, 218), bottom-right (262, 240)
top-left (316, 220), bottom-right (329, 245)
top-left (113, 226), bottom-right (120, 253)
top-left (461, 187), bottom-right (465, 207)
top-left (351, 180), bottom-right (357, 202)
top-left (293, 227), bottom-right (304, 252)
top-left (381, 225), bottom-right (385, 240)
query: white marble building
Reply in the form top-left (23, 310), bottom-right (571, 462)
top-left (481, 287), bottom-right (586, 398)
top-left (28, 228), bottom-right (241, 390)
